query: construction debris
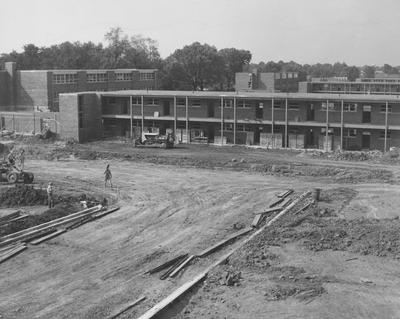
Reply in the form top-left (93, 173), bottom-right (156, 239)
top-left (169, 255), bottom-right (195, 278)
top-left (0, 243), bottom-right (27, 264)
top-left (145, 254), bottom-right (188, 275)
top-left (277, 189), bottom-right (293, 199)
top-left (30, 229), bottom-right (66, 245)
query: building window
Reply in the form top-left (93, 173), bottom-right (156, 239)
top-left (224, 100), bottom-right (233, 108)
top-left (139, 73), bottom-right (155, 81)
top-left (273, 101), bottom-right (282, 109)
top-left (116, 73), bottom-right (133, 81)
top-left (343, 103), bottom-right (357, 112)
top-left (321, 102), bottom-right (335, 111)
top-left (289, 102), bottom-right (299, 110)
top-left (132, 97), bottom-right (141, 105)
top-left (237, 100), bottom-right (250, 108)
top-left (108, 97), bottom-right (116, 104)
top-left (236, 124), bottom-right (244, 131)
top-left (53, 73), bottom-right (77, 84)
top-left (177, 98), bottom-right (186, 107)
top-left (345, 129), bottom-right (357, 137)
top-left (380, 105), bottom-right (392, 113)
top-left (87, 73), bottom-right (107, 82)
top-left (191, 99), bottom-right (201, 107)
top-left (145, 98), bottom-right (159, 105)
top-left (223, 123), bottom-right (233, 131)
top-left (379, 130), bottom-right (391, 139)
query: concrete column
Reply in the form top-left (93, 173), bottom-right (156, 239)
top-left (33, 112), bottom-right (36, 134)
top-left (220, 97), bottom-right (224, 146)
top-left (54, 113), bottom-right (57, 134)
top-left (325, 99), bottom-right (329, 151)
top-left (130, 96), bottom-right (133, 139)
top-left (340, 100), bottom-right (344, 150)
top-left (271, 98), bottom-right (274, 134)
top-left (5, 62), bottom-right (16, 108)
top-left (174, 96), bottom-right (177, 139)
top-left (141, 95), bottom-right (144, 136)
top-left (185, 96), bottom-right (189, 143)
top-left (285, 98), bottom-right (288, 148)
top-left (385, 101), bottom-right (389, 152)
top-left (233, 97), bottom-right (237, 145)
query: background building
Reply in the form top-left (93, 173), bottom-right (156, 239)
top-left (235, 70), bottom-right (299, 92)
top-left (0, 62), bottom-right (158, 112)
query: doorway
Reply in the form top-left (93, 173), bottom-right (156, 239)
top-left (256, 103), bottom-right (263, 119)
top-left (362, 105), bottom-right (371, 123)
top-left (306, 104), bottom-right (315, 121)
top-left (163, 101), bottom-right (170, 116)
top-left (362, 132), bottom-right (371, 149)
top-left (207, 102), bottom-right (215, 117)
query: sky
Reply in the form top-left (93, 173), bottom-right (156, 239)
top-left (1, 0), bottom-right (400, 66)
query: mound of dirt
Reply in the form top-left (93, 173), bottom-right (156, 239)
top-left (0, 185), bottom-right (47, 207)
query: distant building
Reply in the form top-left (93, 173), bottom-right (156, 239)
top-left (235, 70), bottom-right (299, 93)
top-left (0, 62), bottom-right (158, 112)
top-left (299, 77), bottom-right (400, 95)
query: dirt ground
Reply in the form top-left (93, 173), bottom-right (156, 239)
top-left (1, 140), bottom-right (400, 319)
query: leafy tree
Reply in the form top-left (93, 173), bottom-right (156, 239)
top-left (346, 66), bottom-right (360, 81)
top-left (218, 48), bottom-right (251, 90)
top-left (362, 65), bottom-right (375, 78)
top-left (162, 42), bottom-right (225, 91)
top-left (383, 63), bottom-right (399, 74)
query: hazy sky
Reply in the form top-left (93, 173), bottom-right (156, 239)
top-left (1, 0), bottom-right (400, 65)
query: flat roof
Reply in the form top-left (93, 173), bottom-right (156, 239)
top-left (19, 69), bottom-right (157, 73)
top-left (98, 89), bottom-right (400, 102)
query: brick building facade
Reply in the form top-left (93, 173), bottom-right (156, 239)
top-left (0, 62), bottom-right (158, 112)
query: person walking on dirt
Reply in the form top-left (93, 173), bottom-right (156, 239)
top-left (47, 182), bottom-right (54, 208)
top-left (104, 164), bottom-right (113, 188)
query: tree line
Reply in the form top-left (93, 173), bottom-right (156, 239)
top-left (1, 27), bottom-right (399, 91)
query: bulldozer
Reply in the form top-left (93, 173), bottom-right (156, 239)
top-left (135, 132), bottom-right (174, 149)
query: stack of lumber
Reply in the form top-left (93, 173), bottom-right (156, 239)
top-left (0, 206), bottom-right (120, 264)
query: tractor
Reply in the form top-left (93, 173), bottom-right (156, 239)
top-left (0, 160), bottom-right (34, 184)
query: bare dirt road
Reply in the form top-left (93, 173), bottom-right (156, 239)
top-left (1, 142), bottom-right (400, 319)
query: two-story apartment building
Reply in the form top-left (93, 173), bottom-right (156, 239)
top-left (58, 90), bottom-right (400, 151)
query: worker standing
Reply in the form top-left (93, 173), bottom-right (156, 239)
top-left (104, 164), bottom-right (113, 188)
top-left (47, 182), bottom-right (54, 208)
top-left (19, 149), bottom-right (25, 170)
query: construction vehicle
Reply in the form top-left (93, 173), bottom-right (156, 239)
top-left (135, 132), bottom-right (174, 149)
top-left (0, 153), bottom-right (34, 184)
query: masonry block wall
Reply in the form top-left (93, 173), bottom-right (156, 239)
top-left (16, 71), bottom-right (49, 110)
top-left (0, 72), bottom-right (9, 106)
top-left (59, 94), bottom-right (79, 140)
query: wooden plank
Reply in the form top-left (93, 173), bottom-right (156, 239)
top-left (137, 272), bottom-right (207, 319)
top-left (0, 206), bottom-right (103, 247)
top-left (0, 211), bottom-right (20, 223)
top-left (92, 206), bottom-right (120, 219)
top-left (251, 214), bottom-right (263, 228)
top-left (0, 205), bottom-right (101, 242)
top-left (107, 296), bottom-right (146, 319)
top-left (277, 189), bottom-right (293, 198)
top-left (169, 255), bottom-right (195, 278)
top-left (0, 242), bottom-right (23, 253)
top-left (196, 227), bottom-right (252, 258)
top-left (269, 197), bottom-right (285, 208)
top-left (145, 254), bottom-right (188, 275)
top-left (280, 197), bottom-right (293, 208)
top-left (0, 214), bottom-right (29, 225)
top-left (30, 229), bottom-right (66, 245)
top-left (160, 256), bottom-right (189, 280)
top-left (0, 245), bottom-right (27, 264)
top-left (257, 207), bottom-right (282, 215)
